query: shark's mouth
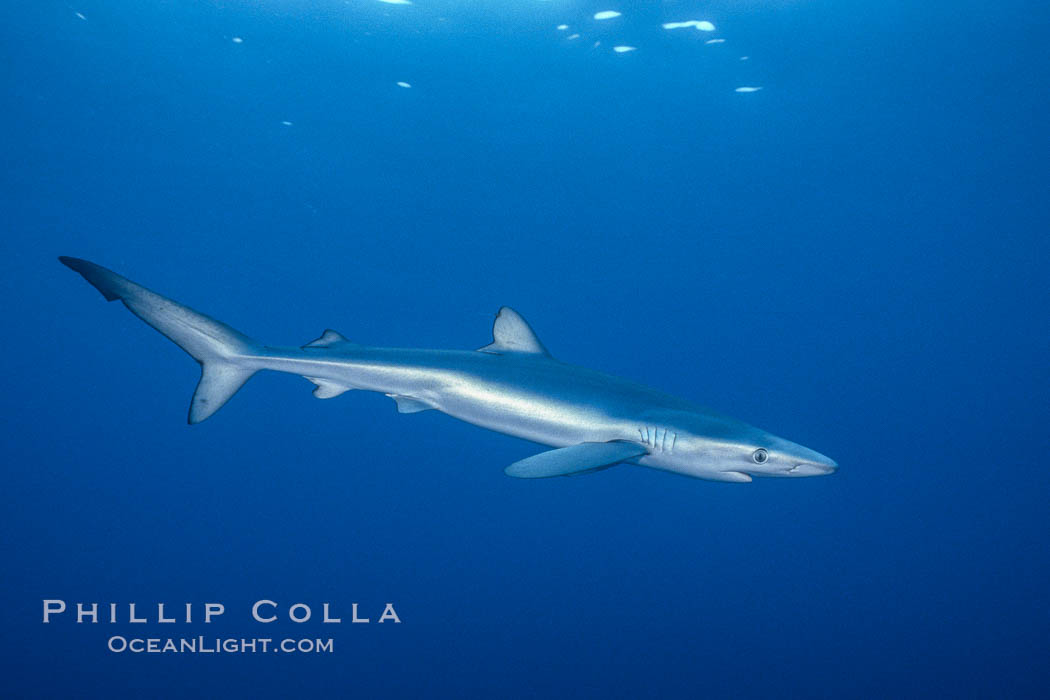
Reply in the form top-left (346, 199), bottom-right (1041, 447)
top-left (785, 463), bottom-right (836, 476)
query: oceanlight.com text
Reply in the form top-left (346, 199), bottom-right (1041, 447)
top-left (107, 636), bottom-right (334, 654)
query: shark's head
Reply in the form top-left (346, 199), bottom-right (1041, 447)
top-left (642, 410), bottom-right (837, 482)
top-left (732, 433), bottom-right (838, 478)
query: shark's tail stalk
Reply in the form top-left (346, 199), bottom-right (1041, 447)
top-left (59, 257), bottom-right (260, 424)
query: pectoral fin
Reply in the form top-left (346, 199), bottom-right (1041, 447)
top-left (504, 441), bottom-right (648, 479)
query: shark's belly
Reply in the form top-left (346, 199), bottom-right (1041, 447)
top-left (430, 375), bottom-right (644, 448)
top-left (308, 349), bottom-right (694, 452)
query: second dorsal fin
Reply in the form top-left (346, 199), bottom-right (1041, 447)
top-left (477, 307), bottom-right (550, 356)
top-left (302, 329), bottom-right (353, 349)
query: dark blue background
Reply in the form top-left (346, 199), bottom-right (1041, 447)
top-left (4, 1), bottom-right (1047, 697)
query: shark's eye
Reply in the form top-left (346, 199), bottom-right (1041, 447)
top-left (752, 448), bottom-right (769, 464)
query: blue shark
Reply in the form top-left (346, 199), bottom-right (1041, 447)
top-left (59, 257), bottom-right (837, 482)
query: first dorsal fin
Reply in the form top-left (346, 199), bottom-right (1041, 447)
top-left (302, 329), bottom-right (351, 349)
top-left (477, 307), bottom-right (551, 356)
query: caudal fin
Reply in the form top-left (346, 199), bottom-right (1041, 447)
top-left (59, 256), bottom-right (260, 423)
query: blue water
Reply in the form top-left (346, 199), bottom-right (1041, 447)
top-left (4, 1), bottom-right (1048, 697)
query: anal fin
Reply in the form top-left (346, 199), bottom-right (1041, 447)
top-left (305, 377), bottom-right (353, 399)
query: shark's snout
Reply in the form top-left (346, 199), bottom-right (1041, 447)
top-left (788, 448), bottom-right (838, 476)
top-left (815, 453), bottom-right (838, 472)
top-left (770, 438), bottom-right (838, 477)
